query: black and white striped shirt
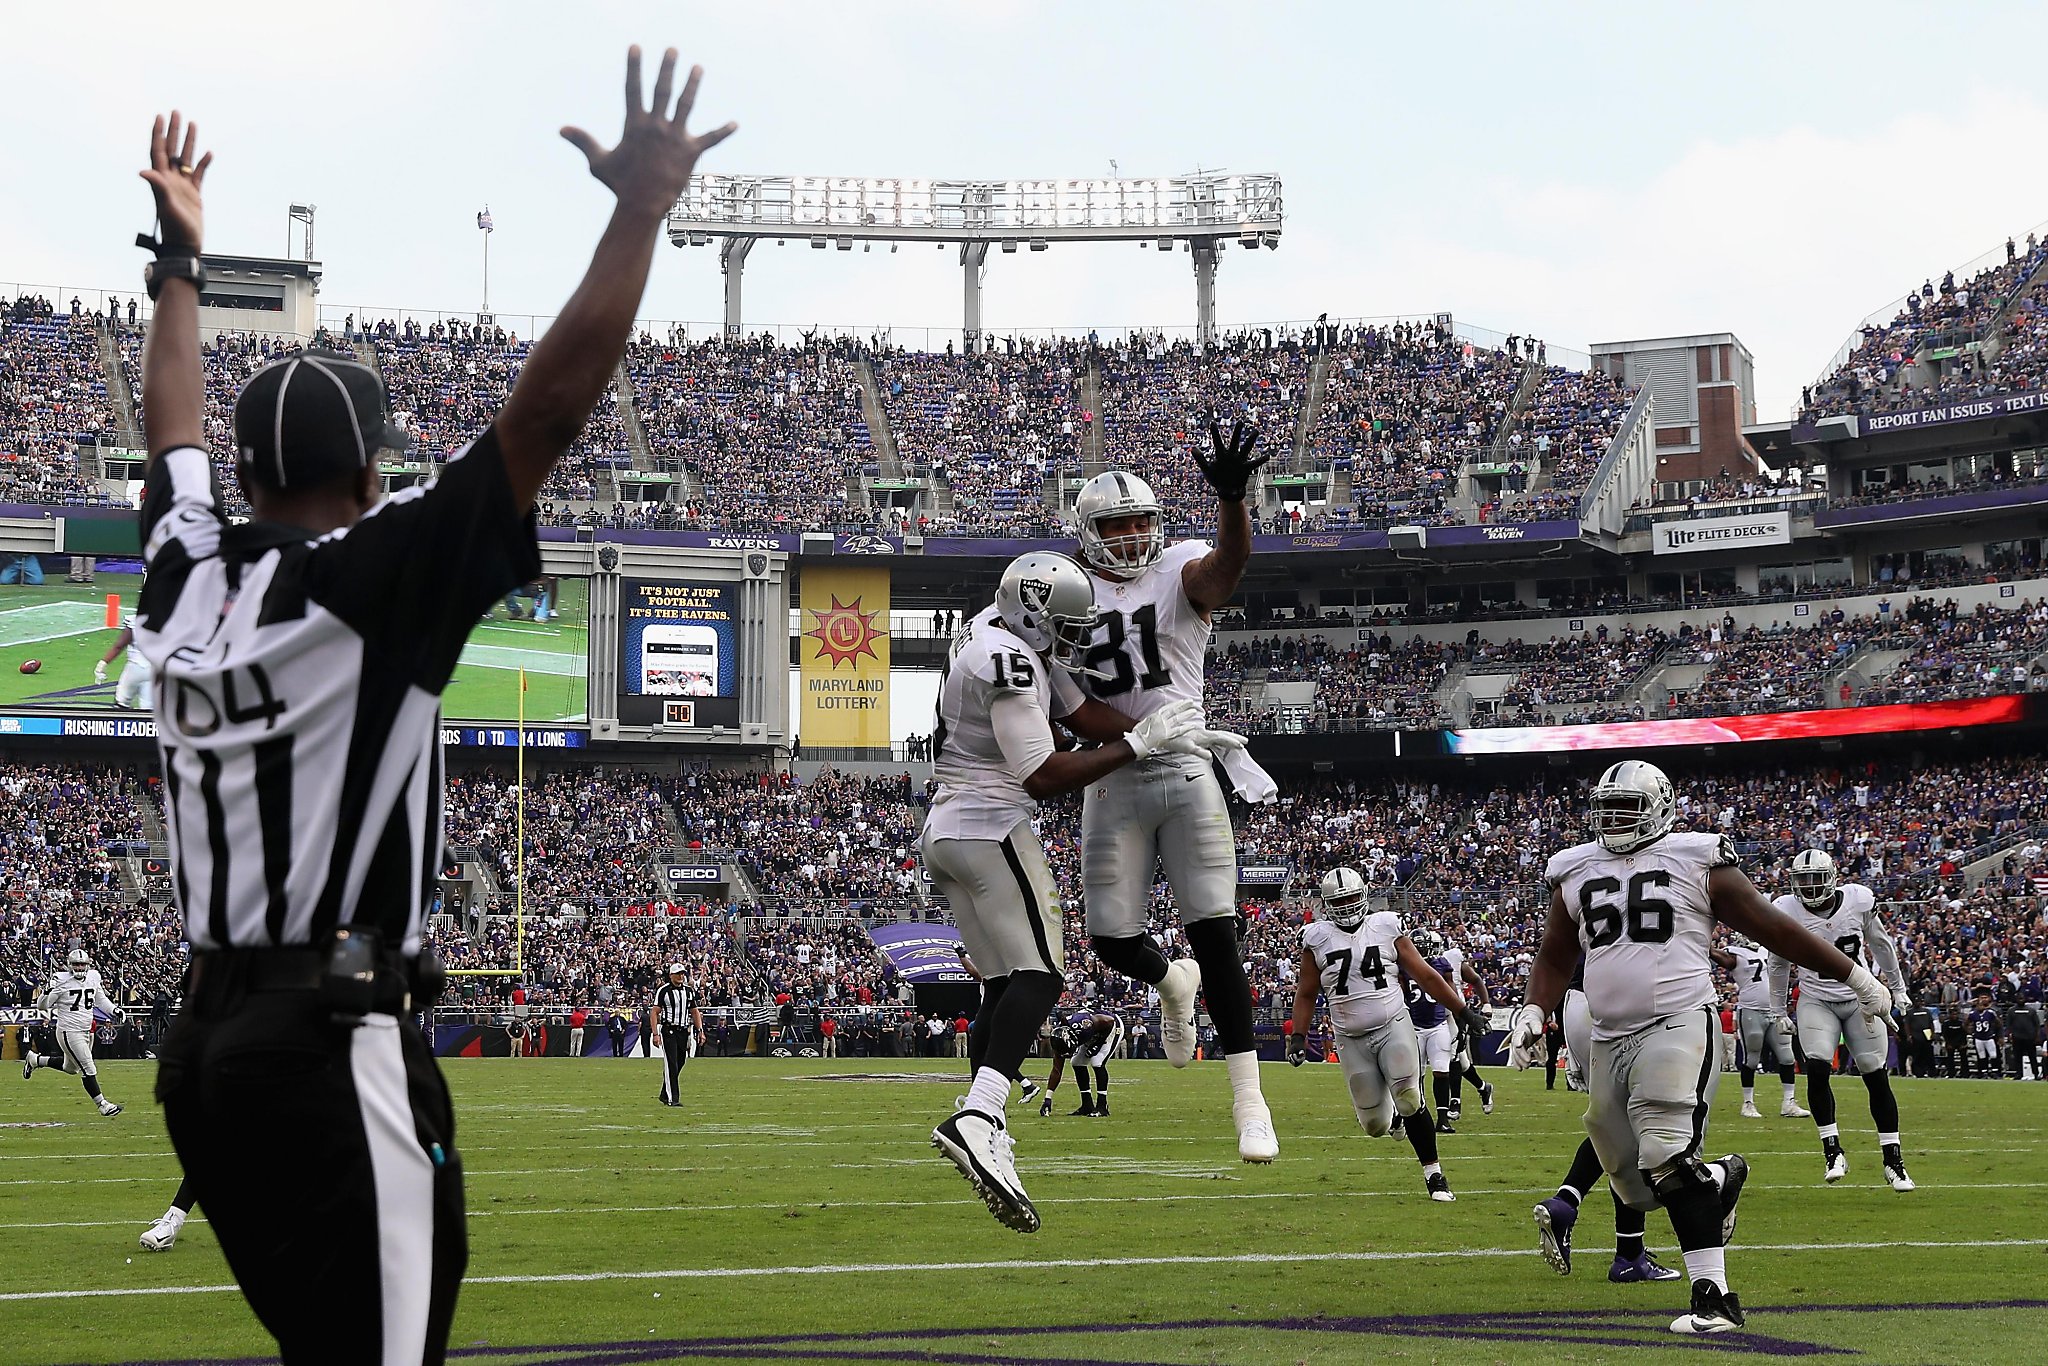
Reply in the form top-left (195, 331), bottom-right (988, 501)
top-left (654, 982), bottom-right (692, 1031)
top-left (135, 429), bottom-right (538, 955)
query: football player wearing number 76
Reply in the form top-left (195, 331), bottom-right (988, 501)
top-left (1509, 760), bottom-right (1894, 1337)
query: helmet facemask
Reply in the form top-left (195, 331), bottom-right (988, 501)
top-left (1790, 861), bottom-right (1837, 909)
top-left (1082, 509), bottom-right (1164, 574)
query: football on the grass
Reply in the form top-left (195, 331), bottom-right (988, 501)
top-left (18, 659), bottom-right (39, 674)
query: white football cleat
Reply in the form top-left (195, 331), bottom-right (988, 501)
top-left (1739, 1102), bottom-right (1762, 1119)
top-left (1425, 1171), bottom-right (1455, 1202)
top-left (1478, 1081), bottom-right (1494, 1115)
top-left (1235, 1101), bottom-right (1278, 1163)
top-left (1780, 1100), bottom-right (1811, 1119)
top-left (1157, 959), bottom-right (1201, 1068)
top-left (139, 1217), bottom-right (182, 1252)
top-left (932, 1108), bottom-right (1038, 1233)
top-left (1823, 1150), bottom-right (1848, 1183)
top-left (98, 1100), bottom-right (123, 1118)
top-left (1883, 1149), bottom-right (1915, 1192)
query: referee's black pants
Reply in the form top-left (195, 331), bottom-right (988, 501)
top-left (660, 1025), bottom-right (690, 1104)
top-left (157, 970), bottom-right (465, 1364)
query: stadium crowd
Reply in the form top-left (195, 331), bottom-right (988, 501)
top-left (4, 743), bottom-right (2045, 1079)
top-left (1801, 231), bottom-right (2048, 422)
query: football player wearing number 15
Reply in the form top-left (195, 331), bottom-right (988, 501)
top-left (1289, 867), bottom-right (1486, 1203)
top-left (925, 551), bottom-right (1212, 1234)
top-left (1068, 417), bottom-right (1279, 1163)
top-left (1511, 760), bottom-right (1894, 1337)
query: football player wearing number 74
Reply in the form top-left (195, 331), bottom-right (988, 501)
top-left (1509, 760), bottom-right (1895, 1337)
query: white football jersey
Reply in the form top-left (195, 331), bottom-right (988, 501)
top-left (1302, 910), bottom-right (1408, 1035)
top-left (926, 605), bottom-right (1083, 842)
top-left (124, 613), bottom-right (145, 667)
top-left (1545, 831), bottom-right (1733, 1041)
top-left (1768, 883), bottom-right (1903, 1005)
top-left (1726, 940), bottom-right (1774, 1011)
top-left (41, 969), bottom-right (114, 1033)
top-left (1079, 539), bottom-right (1211, 721)
top-left (1440, 943), bottom-right (1467, 993)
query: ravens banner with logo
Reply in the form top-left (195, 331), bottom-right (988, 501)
top-left (799, 566), bottom-right (890, 751)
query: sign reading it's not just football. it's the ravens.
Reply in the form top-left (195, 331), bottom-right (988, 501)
top-left (799, 565), bottom-right (891, 749)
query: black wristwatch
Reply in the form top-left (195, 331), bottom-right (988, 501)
top-left (143, 254), bottom-right (206, 301)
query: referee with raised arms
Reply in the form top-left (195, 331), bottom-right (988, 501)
top-left (134, 50), bottom-right (733, 1364)
top-left (654, 963), bottom-right (705, 1106)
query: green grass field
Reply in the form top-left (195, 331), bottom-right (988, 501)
top-left (0, 574), bottom-right (588, 723)
top-left (2, 1057), bottom-right (2043, 1364)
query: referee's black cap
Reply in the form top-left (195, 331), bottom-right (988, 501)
top-left (233, 351), bottom-right (409, 491)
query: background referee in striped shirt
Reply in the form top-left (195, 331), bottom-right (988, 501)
top-left (132, 52), bottom-right (733, 1365)
top-left (654, 964), bottom-right (705, 1106)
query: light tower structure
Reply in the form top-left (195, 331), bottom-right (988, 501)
top-left (667, 173), bottom-right (1283, 349)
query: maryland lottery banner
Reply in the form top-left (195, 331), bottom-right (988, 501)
top-left (799, 565), bottom-right (890, 749)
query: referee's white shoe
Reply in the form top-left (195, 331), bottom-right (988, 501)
top-left (1157, 958), bottom-right (1202, 1068)
top-left (932, 1107), bottom-right (1038, 1233)
top-left (139, 1214), bottom-right (184, 1252)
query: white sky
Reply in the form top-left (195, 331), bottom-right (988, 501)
top-left (6, 2), bottom-right (2047, 419)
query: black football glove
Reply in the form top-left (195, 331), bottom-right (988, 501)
top-left (1457, 1006), bottom-right (1491, 1040)
top-left (1039, 1094), bottom-right (1053, 1117)
top-left (1287, 1037), bottom-right (1307, 1067)
top-left (1192, 414), bottom-right (1268, 502)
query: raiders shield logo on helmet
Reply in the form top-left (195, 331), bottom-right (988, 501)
top-left (1019, 577), bottom-right (1054, 611)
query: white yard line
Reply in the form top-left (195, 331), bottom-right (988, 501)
top-left (4, 1181), bottom-right (2044, 1231)
top-left (2, 1238), bottom-right (2043, 1302)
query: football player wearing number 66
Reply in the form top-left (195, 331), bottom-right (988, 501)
top-left (1068, 417), bottom-right (1281, 1164)
top-left (1288, 867), bottom-right (1485, 1203)
top-left (924, 551), bottom-right (1220, 1234)
top-left (1511, 760), bottom-right (1895, 1337)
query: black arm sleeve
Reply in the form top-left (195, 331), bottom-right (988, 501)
top-left (302, 426), bottom-right (541, 692)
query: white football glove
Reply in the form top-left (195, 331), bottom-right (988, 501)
top-left (1192, 726), bottom-right (1249, 756)
top-left (1844, 964), bottom-right (1894, 1021)
top-left (93, 660), bottom-right (107, 685)
top-left (1508, 1004), bottom-right (1547, 1071)
top-left (1769, 1014), bottom-right (1795, 1043)
top-left (1125, 698), bottom-right (1203, 760)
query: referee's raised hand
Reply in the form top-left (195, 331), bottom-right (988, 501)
top-left (560, 46), bottom-right (737, 222)
top-left (138, 112), bottom-right (212, 251)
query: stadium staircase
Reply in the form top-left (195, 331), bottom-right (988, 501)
top-left (98, 319), bottom-right (143, 450)
top-left (350, 337), bottom-right (383, 379)
top-left (602, 362), bottom-right (657, 503)
top-left (1629, 640), bottom-right (1709, 717)
top-left (1827, 640), bottom-right (1916, 705)
top-left (1466, 358), bottom-right (1543, 504)
top-left (1435, 661), bottom-right (1473, 726)
top-left (854, 357), bottom-right (903, 478)
top-left (1288, 348), bottom-right (1331, 473)
top-left (1079, 355), bottom-right (1106, 475)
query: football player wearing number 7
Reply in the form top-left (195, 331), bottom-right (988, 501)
top-left (1066, 418), bottom-right (1278, 1162)
top-left (1288, 868), bottom-right (1486, 1202)
top-left (1509, 760), bottom-right (1895, 1337)
top-left (1766, 849), bottom-right (1915, 1192)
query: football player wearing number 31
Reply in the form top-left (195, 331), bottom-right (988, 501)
top-left (1065, 418), bottom-right (1276, 1163)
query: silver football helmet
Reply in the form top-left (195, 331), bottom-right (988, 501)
top-left (995, 551), bottom-right (1097, 674)
top-left (1317, 866), bottom-right (1371, 931)
top-left (67, 947), bottom-right (89, 975)
top-left (1073, 471), bottom-right (1164, 574)
top-left (1788, 848), bottom-right (1838, 909)
top-left (1588, 760), bottom-right (1675, 854)
top-left (1411, 927), bottom-right (1444, 957)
